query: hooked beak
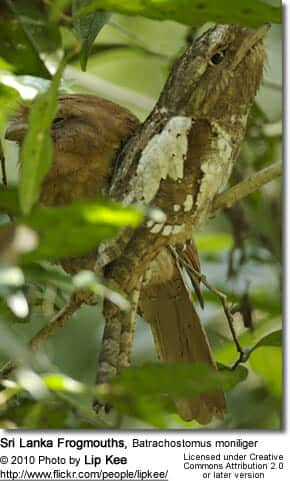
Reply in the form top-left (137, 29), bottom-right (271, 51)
top-left (247, 23), bottom-right (270, 45)
top-left (231, 23), bottom-right (270, 70)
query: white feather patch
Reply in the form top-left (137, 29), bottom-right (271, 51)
top-left (150, 223), bottom-right (164, 234)
top-left (162, 225), bottom-right (172, 236)
top-left (124, 116), bottom-right (192, 205)
top-left (183, 194), bottom-right (193, 212)
top-left (193, 122), bottom-right (234, 228)
top-left (172, 225), bottom-right (183, 235)
top-left (146, 220), bottom-right (154, 228)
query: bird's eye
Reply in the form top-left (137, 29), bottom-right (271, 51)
top-left (210, 51), bottom-right (225, 65)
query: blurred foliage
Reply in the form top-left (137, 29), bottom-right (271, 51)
top-left (73, 0), bottom-right (111, 70)
top-left (19, 60), bottom-right (66, 214)
top-left (20, 200), bottom-right (143, 262)
top-left (77, 0), bottom-right (281, 28)
top-left (0, 84), bottom-right (20, 135)
top-left (0, 0), bottom-right (59, 78)
top-left (0, 0), bottom-right (282, 429)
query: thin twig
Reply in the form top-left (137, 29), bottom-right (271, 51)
top-left (109, 20), bottom-right (170, 60)
top-left (63, 66), bottom-right (155, 114)
top-left (211, 161), bottom-right (282, 216)
top-left (175, 251), bottom-right (246, 368)
top-left (0, 141), bottom-right (8, 187)
top-left (0, 292), bottom-right (84, 380)
top-left (42, 0), bottom-right (73, 25)
top-left (65, 42), bottom-right (168, 64)
top-left (29, 292), bottom-right (84, 351)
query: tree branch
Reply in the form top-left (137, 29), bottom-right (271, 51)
top-left (0, 293), bottom-right (84, 380)
top-left (29, 292), bottom-right (84, 351)
top-left (211, 161), bottom-right (282, 216)
top-left (64, 66), bottom-right (155, 115)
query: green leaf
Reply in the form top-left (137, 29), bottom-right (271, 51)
top-left (73, 0), bottom-right (111, 71)
top-left (215, 316), bottom-right (282, 366)
top-left (104, 362), bottom-right (247, 426)
top-left (250, 346), bottom-right (282, 398)
top-left (109, 392), bottom-right (170, 428)
top-left (19, 59), bottom-right (66, 215)
top-left (10, 3), bottom-right (61, 55)
top-left (251, 329), bottom-right (282, 349)
top-left (0, 0), bottom-right (60, 78)
top-left (0, 187), bottom-right (20, 216)
top-left (111, 362), bottom-right (248, 398)
top-left (0, 58), bottom-right (14, 71)
top-left (217, 363), bottom-right (249, 389)
top-left (43, 374), bottom-right (85, 393)
top-left (77, 0), bottom-right (281, 27)
top-left (21, 403), bottom-right (46, 429)
top-left (0, 83), bottom-right (20, 135)
top-left (19, 198), bottom-right (143, 262)
top-left (23, 263), bottom-right (73, 292)
top-left (244, 329), bottom-right (282, 359)
top-left (49, 0), bottom-right (72, 22)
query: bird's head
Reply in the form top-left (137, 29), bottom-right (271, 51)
top-left (160, 24), bottom-right (268, 129)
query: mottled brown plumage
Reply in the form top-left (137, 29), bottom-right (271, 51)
top-left (140, 242), bottom-right (225, 423)
top-left (6, 95), bottom-right (139, 274)
top-left (6, 94), bottom-right (224, 423)
top-left (6, 23), bottom-right (267, 424)
top-left (6, 95), bottom-right (139, 206)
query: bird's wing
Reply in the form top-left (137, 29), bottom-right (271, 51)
top-left (139, 244), bottom-right (226, 424)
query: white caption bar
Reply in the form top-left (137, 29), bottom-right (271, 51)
top-left (0, 433), bottom-right (288, 480)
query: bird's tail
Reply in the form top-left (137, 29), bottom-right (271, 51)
top-left (139, 243), bottom-right (226, 424)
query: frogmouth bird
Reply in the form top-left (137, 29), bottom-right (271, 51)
top-left (6, 23), bottom-right (267, 424)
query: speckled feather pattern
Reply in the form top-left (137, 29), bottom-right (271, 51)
top-left (5, 24), bottom-right (268, 424)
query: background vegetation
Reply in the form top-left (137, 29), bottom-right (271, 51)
top-left (0, 0), bottom-right (282, 429)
